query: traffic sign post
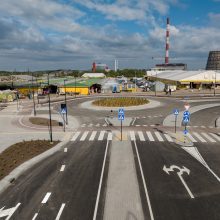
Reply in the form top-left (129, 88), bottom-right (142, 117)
top-left (173, 109), bottom-right (179, 133)
top-left (183, 111), bottom-right (190, 142)
top-left (118, 108), bottom-right (125, 141)
top-left (61, 103), bottom-right (67, 132)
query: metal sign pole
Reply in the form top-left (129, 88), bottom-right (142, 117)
top-left (175, 115), bottom-right (177, 133)
top-left (121, 119), bottom-right (122, 141)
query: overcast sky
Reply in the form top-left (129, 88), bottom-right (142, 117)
top-left (1, 0), bottom-right (220, 71)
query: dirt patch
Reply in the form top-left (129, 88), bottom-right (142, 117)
top-left (93, 97), bottom-right (149, 107)
top-left (0, 140), bottom-right (59, 180)
top-left (29, 117), bottom-right (60, 126)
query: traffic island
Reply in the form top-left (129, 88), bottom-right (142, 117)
top-left (29, 117), bottom-right (62, 127)
top-left (0, 140), bottom-right (59, 181)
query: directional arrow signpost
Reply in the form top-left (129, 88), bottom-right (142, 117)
top-left (118, 108), bottom-right (125, 141)
top-left (173, 109), bottom-right (179, 133)
top-left (163, 165), bottom-right (194, 199)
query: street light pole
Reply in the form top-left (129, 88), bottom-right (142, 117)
top-left (32, 71), bottom-right (36, 116)
top-left (48, 73), bottom-right (53, 143)
top-left (155, 71), bottom-right (157, 96)
top-left (75, 75), bottom-right (76, 98)
top-left (64, 79), bottom-right (68, 125)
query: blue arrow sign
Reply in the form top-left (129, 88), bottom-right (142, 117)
top-left (118, 108), bottom-right (124, 115)
top-left (183, 116), bottom-right (190, 123)
top-left (61, 108), bottom-right (66, 114)
top-left (184, 129), bottom-right (188, 135)
top-left (173, 109), bottom-right (179, 115)
top-left (118, 114), bottom-right (125, 121)
top-left (183, 111), bottom-right (190, 117)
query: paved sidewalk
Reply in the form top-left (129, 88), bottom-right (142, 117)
top-left (104, 140), bottom-right (144, 220)
top-left (0, 101), bottom-right (79, 153)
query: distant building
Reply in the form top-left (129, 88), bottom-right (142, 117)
top-left (153, 63), bottom-right (187, 71)
top-left (206, 51), bottom-right (220, 70)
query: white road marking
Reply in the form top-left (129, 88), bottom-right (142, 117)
top-left (154, 132), bottom-right (164, 142)
top-left (187, 133), bottom-right (197, 142)
top-left (164, 134), bottom-right (173, 142)
top-left (89, 131), bottom-right (97, 141)
top-left (136, 125), bottom-right (141, 127)
top-left (81, 124), bottom-right (86, 127)
top-left (146, 131), bottom-right (154, 142)
top-left (148, 116), bottom-right (152, 118)
top-left (64, 148), bottom-right (67, 152)
top-left (130, 131), bottom-right (136, 141)
top-left (98, 131), bottom-right (105, 141)
top-left (103, 124), bottom-right (107, 127)
top-left (88, 124), bottom-right (93, 127)
top-left (32, 213), bottom-right (38, 220)
top-left (80, 131), bottom-right (89, 141)
top-left (143, 125), bottom-right (148, 127)
top-left (134, 140), bottom-right (155, 220)
top-left (60, 165), bottom-right (66, 172)
top-left (210, 133), bottom-right (220, 141)
top-left (201, 133), bottom-right (216, 143)
top-left (209, 126), bottom-right (214, 129)
top-left (138, 131), bottom-right (145, 141)
top-left (55, 203), bottom-right (66, 220)
top-left (93, 140), bottom-right (109, 220)
top-left (201, 126), bottom-right (206, 128)
top-left (193, 126), bottom-right (198, 128)
top-left (143, 116), bottom-right (146, 119)
top-left (193, 132), bottom-right (207, 142)
top-left (95, 124), bottom-right (100, 127)
top-left (150, 125), bottom-right (155, 127)
top-left (131, 117), bottom-right (136, 126)
top-left (0, 203), bottom-right (21, 219)
top-left (41, 192), bottom-right (51, 204)
top-left (71, 132), bottom-right (81, 141)
top-left (107, 132), bottom-right (112, 141)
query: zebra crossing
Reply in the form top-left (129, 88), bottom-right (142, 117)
top-left (70, 130), bottom-right (220, 143)
top-left (81, 123), bottom-right (107, 128)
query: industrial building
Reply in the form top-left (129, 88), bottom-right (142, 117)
top-left (146, 70), bottom-right (220, 88)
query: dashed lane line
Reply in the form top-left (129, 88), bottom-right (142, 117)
top-left (41, 192), bottom-right (51, 204)
top-left (64, 148), bottom-right (68, 152)
top-left (60, 165), bottom-right (66, 172)
top-left (55, 203), bottom-right (66, 220)
top-left (32, 213), bottom-right (38, 220)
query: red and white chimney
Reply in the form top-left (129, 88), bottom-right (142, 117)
top-left (165, 17), bottom-right (170, 65)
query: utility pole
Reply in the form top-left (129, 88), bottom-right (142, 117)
top-left (31, 71), bottom-right (36, 116)
top-left (64, 79), bottom-right (68, 125)
top-left (75, 75), bottom-right (76, 98)
top-left (48, 73), bottom-right (53, 143)
top-left (155, 71), bottom-right (157, 96)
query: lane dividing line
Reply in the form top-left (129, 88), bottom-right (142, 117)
top-left (133, 140), bottom-right (154, 220)
top-left (93, 140), bottom-right (110, 220)
top-left (41, 192), bottom-right (51, 204)
top-left (60, 165), bottom-right (66, 172)
top-left (64, 148), bottom-right (68, 153)
top-left (32, 213), bottom-right (38, 220)
top-left (55, 203), bottom-right (66, 220)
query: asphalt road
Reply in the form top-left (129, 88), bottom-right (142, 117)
top-left (0, 140), bottom-right (110, 220)
top-left (1, 95), bottom-right (220, 219)
top-left (133, 139), bottom-right (220, 220)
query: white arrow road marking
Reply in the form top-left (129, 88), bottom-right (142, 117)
top-left (163, 165), bottom-right (194, 199)
top-left (182, 147), bottom-right (220, 182)
top-left (41, 192), bottom-right (51, 204)
top-left (55, 203), bottom-right (66, 220)
top-left (0, 203), bottom-right (21, 220)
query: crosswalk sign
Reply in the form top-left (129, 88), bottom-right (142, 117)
top-left (183, 111), bottom-right (190, 117)
top-left (118, 108), bottom-right (124, 115)
top-left (118, 114), bottom-right (124, 121)
top-left (61, 103), bottom-right (67, 114)
top-left (183, 116), bottom-right (190, 123)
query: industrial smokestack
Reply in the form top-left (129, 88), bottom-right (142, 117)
top-left (165, 17), bottom-right (170, 65)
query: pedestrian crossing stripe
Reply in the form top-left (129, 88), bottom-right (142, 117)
top-left (71, 131), bottom-right (220, 143)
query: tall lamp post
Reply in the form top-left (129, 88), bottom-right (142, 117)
top-left (48, 73), bottom-right (53, 143)
top-left (155, 71), bottom-right (157, 96)
top-left (64, 79), bottom-right (68, 125)
top-left (75, 75), bottom-right (76, 98)
top-left (31, 71), bottom-right (36, 116)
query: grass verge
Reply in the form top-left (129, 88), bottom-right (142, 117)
top-left (0, 140), bottom-right (59, 180)
top-left (92, 97), bottom-right (149, 107)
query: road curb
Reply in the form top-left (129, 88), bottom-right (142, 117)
top-left (0, 139), bottom-right (69, 195)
